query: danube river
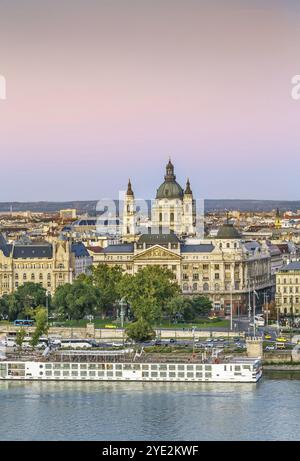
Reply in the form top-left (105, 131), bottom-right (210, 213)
top-left (0, 373), bottom-right (299, 441)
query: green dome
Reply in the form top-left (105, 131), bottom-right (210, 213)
top-left (217, 223), bottom-right (241, 239)
top-left (156, 181), bottom-right (184, 199)
top-left (156, 159), bottom-right (184, 200)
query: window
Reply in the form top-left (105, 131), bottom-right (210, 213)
top-left (203, 283), bottom-right (209, 291)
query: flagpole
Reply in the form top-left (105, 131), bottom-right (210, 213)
top-left (248, 278), bottom-right (251, 321)
top-left (253, 284), bottom-right (257, 337)
top-left (230, 284), bottom-right (233, 331)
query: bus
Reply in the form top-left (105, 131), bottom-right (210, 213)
top-left (13, 320), bottom-right (35, 327)
top-left (60, 339), bottom-right (96, 349)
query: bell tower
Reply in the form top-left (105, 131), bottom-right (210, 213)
top-left (122, 179), bottom-right (136, 241)
top-left (182, 178), bottom-right (196, 236)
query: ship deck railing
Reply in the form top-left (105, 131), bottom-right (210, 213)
top-left (2, 351), bottom-right (259, 365)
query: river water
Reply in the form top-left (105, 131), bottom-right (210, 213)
top-left (0, 372), bottom-right (299, 441)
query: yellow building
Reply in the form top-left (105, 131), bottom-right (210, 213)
top-left (0, 234), bottom-right (74, 296)
top-left (276, 262), bottom-right (300, 316)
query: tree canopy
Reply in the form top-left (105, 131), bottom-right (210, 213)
top-left (119, 265), bottom-right (180, 323)
top-left (52, 278), bottom-right (101, 320)
top-left (0, 283), bottom-right (47, 321)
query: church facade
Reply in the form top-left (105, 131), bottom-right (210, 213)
top-left (122, 159), bottom-right (196, 240)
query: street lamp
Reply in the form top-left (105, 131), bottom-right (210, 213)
top-left (265, 294), bottom-right (269, 327)
top-left (119, 297), bottom-right (126, 329)
top-left (275, 294), bottom-right (281, 335)
top-left (45, 290), bottom-right (50, 331)
top-left (230, 284), bottom-right (233, 332)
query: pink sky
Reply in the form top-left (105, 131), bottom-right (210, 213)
top-left (0, 1), bottom-right (300, 201)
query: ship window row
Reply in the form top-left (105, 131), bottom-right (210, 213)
top-left (42, 363), bottom-right (213, 371)
top-left (40, 370), bottom-right (213, 379)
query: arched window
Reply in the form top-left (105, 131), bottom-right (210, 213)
top-left (31, 273), bottom-right (35, 280)
top-left (193, 283), bottom-right (198, 291)
top-left (215, 283), bottom-right (220, 291)
top-left (39, 273), bottom-right (43, 280)
top-left (203, 283), bottom-right (209, 291)
top-left (23, 273), bottom-right (27, 280)
top-left (183, 283), bottom-right (189, 291)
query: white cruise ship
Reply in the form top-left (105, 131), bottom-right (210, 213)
top-left (0, 351), bottom-right (262, 383)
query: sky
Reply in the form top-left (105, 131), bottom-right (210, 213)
top-left (0, 0), bottom-right (300, 202)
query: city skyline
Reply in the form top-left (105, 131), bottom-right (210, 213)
top-left (1, 0), bottom-right (300, 201)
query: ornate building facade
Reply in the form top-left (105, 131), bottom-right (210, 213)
top-left (0, 234), bottom-right (90, 296)
top-left (90, 225), bottom-right (273, 314)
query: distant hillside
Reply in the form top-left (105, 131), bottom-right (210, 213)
top-left (1, 199), bottom-right (300, 213)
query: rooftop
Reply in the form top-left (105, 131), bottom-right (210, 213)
top-left (279, 262), bottom-right (300, 272)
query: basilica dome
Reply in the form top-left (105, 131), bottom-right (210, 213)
top-left (156, 159), bottom-right (184, 200)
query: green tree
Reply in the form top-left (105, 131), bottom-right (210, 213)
top-left (11, 283), bottom-right (47, 320)
top-left (125, 318), bottom-right (155, 342)
top-left (30, 307), bottom-right (49, 347)
top-left (189, 295), bottom-right (212, 318)
top-left (52, 278), bottom-right (101, 320)
top-left (15, 328), bottom-right (26, 350)
top-left (0, 295), bottom-right (9, 320)
top-left (165, 295), bottom-right (213, 322)
top-left (165, 295), bottom-right (190, 322)
top-left (88, 264), bottom-right (124, 318)
top-left (119, 266), bottom-right (180, 323)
